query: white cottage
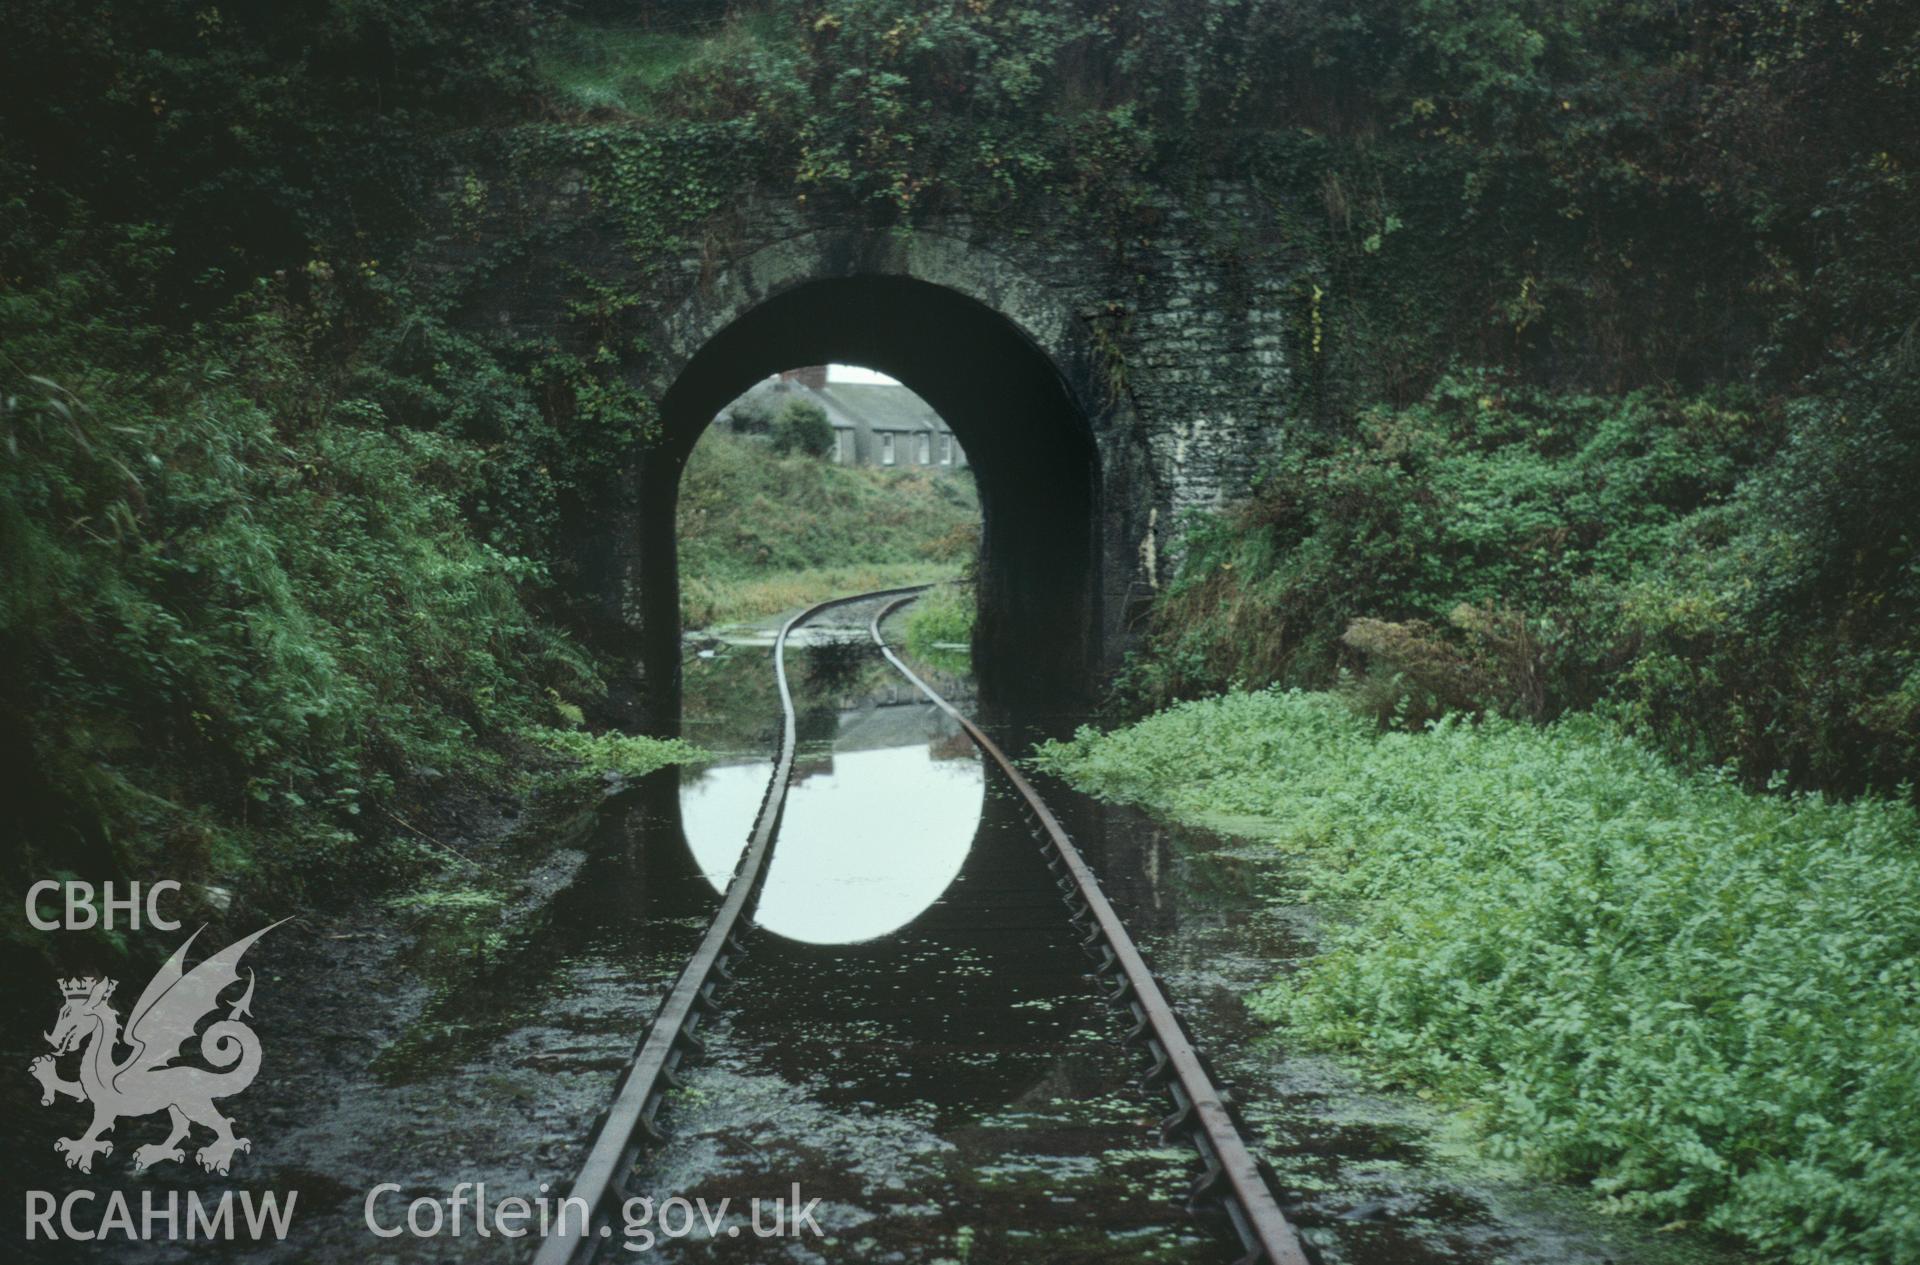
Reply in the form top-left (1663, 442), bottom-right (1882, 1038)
top-left (715, 366), bottom-right (968, 469)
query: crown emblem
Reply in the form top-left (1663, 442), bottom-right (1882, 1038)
top-left (60, 977), bottom-right (111, 999)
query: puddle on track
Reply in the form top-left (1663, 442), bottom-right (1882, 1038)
top-left (645, 602), bottom-right (1222, 1262)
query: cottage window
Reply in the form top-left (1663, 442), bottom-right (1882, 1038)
top-left (880, 433), bottom-right (895, 465)
top-left (917, 433), bottom-right (932, 464)
top-left (939, 434), bottom-right (953, 464)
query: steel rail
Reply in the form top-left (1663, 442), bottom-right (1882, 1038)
top-left (533, 587), bottom-right (928, 1265)
top-left (870, 593), bottom-right (1312, 1265)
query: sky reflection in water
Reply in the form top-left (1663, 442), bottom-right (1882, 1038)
top-left (680, 712), bottom-right (984, 943)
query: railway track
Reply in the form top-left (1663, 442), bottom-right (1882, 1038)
top-left (536, 588), bottom-right (1310, 1265)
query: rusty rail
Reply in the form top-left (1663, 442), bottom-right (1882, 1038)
top-left (870, 593), bottom-right (1312, 1265)
top-left (532, 587), bottom-right (925, 1265)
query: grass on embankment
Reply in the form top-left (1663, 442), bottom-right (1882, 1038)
top-left (684, 562), bottom-right (959, 629)
top-left (677, 427), bottom-right (978, 628)
top-left (1032, 689), bottom-right (1920, 1265)
top-left (903, 581), bottom-right (975, 652)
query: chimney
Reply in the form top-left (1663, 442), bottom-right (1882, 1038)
top-left (781, 365), bottom-right (828, 390)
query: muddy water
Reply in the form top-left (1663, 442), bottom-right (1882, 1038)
top-left (1, 599), bottom-right (1744, 1265)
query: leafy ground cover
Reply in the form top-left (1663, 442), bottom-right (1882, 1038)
top-left (1034, 689), bottom-right (1920, 1265)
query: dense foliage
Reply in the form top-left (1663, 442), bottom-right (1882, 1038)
top-left (1035, 690), bottom-right (1920, 1265)
top-left (1135, 375), bottom-right (1767, 705)
top-left (0, 255), bottom-right (601, 926)
top-left (0, 0), bottom-right (629, 928)
top-left (1134, 366), bottom-right (1920, 795)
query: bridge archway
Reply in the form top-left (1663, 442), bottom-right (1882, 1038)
top-left (636, 265), bottom-right (1110, 720)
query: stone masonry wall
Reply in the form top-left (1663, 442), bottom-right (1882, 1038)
top-left (439, 166), bottom-right (1308, 697)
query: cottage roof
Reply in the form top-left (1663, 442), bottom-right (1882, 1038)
top-left (720, 376), bottom-right (949, 435)
top-left (817, 383), bottom-right (943, 434)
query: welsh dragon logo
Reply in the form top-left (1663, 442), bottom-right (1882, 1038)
top-left (30, 921), bottom-right (285, 1175)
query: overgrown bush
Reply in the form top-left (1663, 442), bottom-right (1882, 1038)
top-left (1609, 357), bottom-right (1920, 795)
top-left (769, 399), bottom-right (835, 458)
top-left (1035, 689), bottom-right (1920, 1265)
top-left (1134, 362), bottom-right (1919, 797)
top-left (0, 258), bottom-right (602, 920)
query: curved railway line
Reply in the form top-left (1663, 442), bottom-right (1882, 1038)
top-left (536, 588), bottom-right (1310, 1265)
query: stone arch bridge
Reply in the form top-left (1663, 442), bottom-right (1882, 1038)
top-left (454, 186), bottom-right (1304, 719)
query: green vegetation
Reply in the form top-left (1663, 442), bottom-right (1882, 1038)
top-left (1131, 367), bottom-right (1919, 797)
top-left (0, 1), bottom-right (687, 923)
top-left (0, 240), bottom-right (717, 925)
top-left (686, 563), bottom-right (961, 631)
top-left (1034, 690), bottom-right (1920, 1265)
top-left (769, 399), bottom-right (835, 458)
top-left (1133, 376), bottom-right (1761, 708)
top-left (904, 583), bottom-right (976, 657)
top-left (677, 426), bottom-right (977, 627)
top-left (0, 263), bottom-right (594, 909)
top-left (528, 728), bottom-right (707, 788)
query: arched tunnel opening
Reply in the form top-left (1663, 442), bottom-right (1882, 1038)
top-left (638, 275), bottom-right (1102, 727)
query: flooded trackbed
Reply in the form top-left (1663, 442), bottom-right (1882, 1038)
top-left (1, 593), bottom-right (1744, 1265)
top-left (622, 593), bottom-right (1257, 1263)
